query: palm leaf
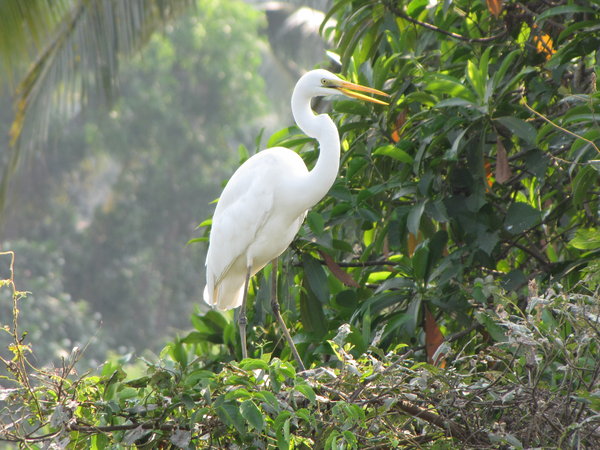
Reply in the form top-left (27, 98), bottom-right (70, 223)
top-left (0, 0), bottom-right (195, 219)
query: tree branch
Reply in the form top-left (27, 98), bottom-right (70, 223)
top-left (384, 1), bottom-right (507, 43)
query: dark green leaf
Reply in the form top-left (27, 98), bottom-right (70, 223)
top-left (300, 282), bottom-right (328, 336)
top-left (537, 4), bottom-right (595, 21)
top-left (425, 74), bottom-right (477, 102)
top-left (240, 399), bottom-right (265, 432)
top-left (412, 245), bottom-right (430, 282)
top-left (294, 382), bottom-right (316, 403)
top-left (494, 116), bottom-right (536, 145)
top-left (275, 411), bottom-right (292, 450)
top-left (216, 402), bottom-right (246, 435)
top-left (334, 99), bottom-right (370, 115)
top-left (302, 254), bottom-right (329, 304)
top-left (504, 202), bottom-right (541, 234)
top-left (407, 201), bottom-right (426, 235)
top-left (573, 165), bottom-right (598, 206)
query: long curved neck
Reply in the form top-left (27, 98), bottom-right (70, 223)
top-left (291, 89), bottom-right (340, 212)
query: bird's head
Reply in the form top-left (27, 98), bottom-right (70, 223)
top-left (299, 69), bottom-right (389, 105)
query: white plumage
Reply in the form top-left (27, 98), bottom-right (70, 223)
top-left (202, 69), bottom-right (387, 363)
top-left (204, 148), bottom-right (309, 310)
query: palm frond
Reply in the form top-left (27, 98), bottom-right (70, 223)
top-left (1, 0), bottom-right (195, 219)
top-left (0, 0), bottom-right (70, 87)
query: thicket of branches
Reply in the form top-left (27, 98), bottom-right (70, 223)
top-left (1, 250), bottom-right (599, 447)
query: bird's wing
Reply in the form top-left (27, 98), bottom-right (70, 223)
top-left (204, 152), bottom-right (279, 305)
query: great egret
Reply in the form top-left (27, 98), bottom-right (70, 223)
top-left (204, 69), bottom-right (388, 369)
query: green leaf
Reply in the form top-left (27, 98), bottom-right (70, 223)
top-left (238, 144), bottom-right (249, 163)
top-left (479, 45), bottom-right (493, 78)
top-left (406, 0), bottom-right (429, 17)
top-left (169, 338), bottom-right (188, 367)
top-left (300, 280), bottom-right (328, 336)
top-left (425, 73), bottom-right (477, 102)
top-left (569, 128), bottom-right (600, 157)
top-left (216, 401), bottom-right (246, 435)
top-left (170, 429), bottom-right (192, 448)
top-left (240, 399), bottom-right (265, 432)
top-left (558, 20), bottom-right (600, 43)
top-left (407, 201), bottom-right (426, 235)
top-left (275, 411), bottom-right (292, 450)
top-left (186, 237), bottom-right (207, 245)
top-left (412, 245), bottom-right (430, 282)
top-left (343, 429), bottom-right (359, 446)
top-left (446, 127), bottom-right (469, 160)
top-left (294, 382), bottom-right (316, 403)
top-left (346, 156), bottom-right (368, 178)
top-left (569, 228), bottom-right (600, 250)
top-left (373, 144), bottom-right (414, 163)
top-left (401, 91), bottom-right (437, 106)
top-left (125, 376), bottom-right (150, 389)
top-left (476, 230), bottom-right (500, 256)
top-left (573, 165), bottom-right (598, 206)
top-left (501, 269), bottom-right (527, 291)
top-left (123, 426), bottom-right (151, 446)
top-left (435, 98), bottom-right (481, 110)
top-left (427, 230), bottom-right (448, 271)
top-left (255, 390), bottom-right (279, 410)
top-left (537, 5), bottom-right (595, 22)
top-left (295, 407), bottom-right (315, 426)
top-left (494, 116), bottom-right (536, 145)
top-left (181, 331), bottom-right (215, 344)
top-left (467, 59), bottom-right (485, 100)
top-left (267, 126), bottom-right (298, 147)
top-left (302, 254), bottom-right (329, 304)
top-left (504, 202), bottom-right (541, 235)
top-left (91, 434), bottom-right (109, 450)
top-left (334, 99), bottom-right (370, 115)
top-left (307, 211), bottom-right (325, 236)
top-left (239, 358), bottom-right (269, 371)
top-left (196, 218), bottom-right (212, 228)
top-left (183, 369), bottom-right (214, 387)
top-left (492, 49), bottom-right (521, 89)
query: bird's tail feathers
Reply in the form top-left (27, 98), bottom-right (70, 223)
top-left (203, 276), bottom-right (244, 311)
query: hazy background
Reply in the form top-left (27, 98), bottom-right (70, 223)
top-left (0, 0), bottom-right (334, 368)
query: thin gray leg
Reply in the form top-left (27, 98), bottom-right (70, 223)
top-left (239, 265), bottom-right (252, 359)
top-left (271, 258), bottom-right (306, 371)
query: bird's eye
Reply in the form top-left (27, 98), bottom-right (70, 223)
top-left (321, 78), bottom-right (329, 86)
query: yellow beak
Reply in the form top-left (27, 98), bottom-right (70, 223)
top-left (336, 80), bottom-right (389, 105)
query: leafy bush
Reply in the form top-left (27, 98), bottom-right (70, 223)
top-left (2, 255), bottom-right (599, 447)
top-left (210, 0), bottom-right (600, 368)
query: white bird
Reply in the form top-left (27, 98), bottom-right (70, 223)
top-left (203, 69), bottom-right (388, 369)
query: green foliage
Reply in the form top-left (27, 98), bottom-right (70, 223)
top-left (2, 0), bottom-right (600, 447)
top-left (2, 261), bottom-right (599, 447)
top-left (218, 0), bottom-right (600, 366)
